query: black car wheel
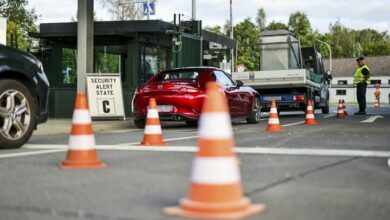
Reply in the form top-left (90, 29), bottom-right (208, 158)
top-left (246, 97), bottom-right (261, 124)
top-left (134, 118), bottom-right (146, 129)
top-left (0, 80), bottom-right (36, 149)
top-left (185, 120), bottom-right (198, 127)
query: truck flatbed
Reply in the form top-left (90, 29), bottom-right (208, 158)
top-left (232, 69), bottom-right (321, 90)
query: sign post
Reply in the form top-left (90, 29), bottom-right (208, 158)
top-left (86, 74), bottom-right (125, 120)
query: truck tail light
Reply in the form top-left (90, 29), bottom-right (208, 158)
top-left (293, 95), bottom-right (305, 101)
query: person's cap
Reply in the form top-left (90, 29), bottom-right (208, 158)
top-left (356, 56), bottom-right (365, 61)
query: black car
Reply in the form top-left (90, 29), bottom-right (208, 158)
top-left (0, 44), bottom-right (50, 148)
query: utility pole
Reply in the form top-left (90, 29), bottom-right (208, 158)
top-left (192, 0), bottom-right (196, 20)
top-left (77, 0), bottom-right (94, 92)
top-left (146, 0), bottom-right (150, 20)
top-left (230, 0), bottom-right (234, 73)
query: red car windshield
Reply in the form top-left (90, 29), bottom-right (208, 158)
top-left (153, 70), bottom-right (200, 83)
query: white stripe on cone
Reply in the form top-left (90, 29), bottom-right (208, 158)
top-left (307, 106), bottom-right (313, 111)
top-left (72, 110), bottom-right (92, 124)
top-left (270, 108), bottom-right (278, 114)
top-left (268, 118), bottom-right (280, 124)
top-left (306, 114), bottom-right (315, 119)
top-left (68, 135), bottom-right (95, 150)
top-left (144, 125), bottom-right (162, 134)
top-left (191, 157), bottom-right (240, 184)
top-left (338, 110), bottom-right (344, 113)
top-left (198, 113), bottom-right (233, 139)
top-left (147, 109), bottom-right (159, 118)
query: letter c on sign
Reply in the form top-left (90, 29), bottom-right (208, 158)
top-left (102, 100), bottom-right (110, 113)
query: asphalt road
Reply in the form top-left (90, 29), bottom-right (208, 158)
top-left (1, 104), bottom-right (390, 220)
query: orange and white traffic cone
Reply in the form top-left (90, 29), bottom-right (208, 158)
top-left (140, 98), bottom-right (165, 146)
top-left (60, 92), bottom-right (106, 169)
top-left (374, 98), bottom-right (380, 109)
top-left (304, 100), bottom-right (318, 125)
top-left (336, 99), bottom-right (345, 119)
top-left (265, 100), bottom-right (283, 132)
top-left (342, 99), bottom-right (348, 115)
top-left (163, 82), bottom-right (265, 219)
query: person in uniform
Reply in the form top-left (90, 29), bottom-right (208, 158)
top-left (353, 57), bottom-right (370, 115)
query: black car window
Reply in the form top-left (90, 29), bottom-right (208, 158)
top-left (155, 71), bottom-right (200, 82)
top-left (213, 70), bottom-right (235, 87)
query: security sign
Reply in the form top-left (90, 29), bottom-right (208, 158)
top-left (86, 74), bottom-right (125, 119)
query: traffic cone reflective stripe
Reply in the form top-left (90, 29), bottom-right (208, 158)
top-left (60, 92), bottom-right (106, 169)
top-left (342, 100), bottom-right (348, 115)
top-left (140, 98), bottom-right (165, 146)
top-left (336, 100), bottom-right (345, 118)
top-left (164, 82), bottom-right (265, 219)
top-left (265, 100), bottom-right (283, 132)
top-left (304, 100), bottom-right (318, 125)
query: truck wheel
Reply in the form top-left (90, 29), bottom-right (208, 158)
top-left (321, 100), bottom-right (330, 114)
top-left (246, 97), bottom-right (261, 124)
top-left (0, 80), bottom-right (36, 149)
top-left (134, 118), bottom-right (146, 129)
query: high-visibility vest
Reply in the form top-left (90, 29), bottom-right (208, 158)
top-left (353, 64), bottom-right (370, 85)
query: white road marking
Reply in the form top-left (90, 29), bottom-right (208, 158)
top-left (282, 121), bottom-right (305, 127)
top-left (361, 115), bottom-right (383, 123)
top-left (323, 114), bottom-right (335, 118)
top-left (17, 145), bottom-right (390, 158)
top-left (23, 144), bottom-right (67, 149)
top-left (0, 149), bottom-right (67, 159)
top-left (99, 129), bottom-right (142, 134)
top-left (118, 135), bottom-right (200, 146)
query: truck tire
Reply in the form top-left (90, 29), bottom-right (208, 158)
top-left (321, 100), bottom-right (330, 114)
top-left (246, 97), bottom-right (261, 124)
top-left (0, 80), bottom-right (36, 149)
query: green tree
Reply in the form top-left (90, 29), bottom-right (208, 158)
top-left (288, 11), bottom-right (313, 46)
top-left (204, 25), bottom-right (223, 35)
top-left (0, 0), bottom-right (39, 50)
top-left (256, 8), bottom-right (266, 32)
top-left (234, 18), bottom-right (260, 70)
top-left (266, 21), bottom-right (288, 31)
top-left (328, 20), bottom-right (358, 58)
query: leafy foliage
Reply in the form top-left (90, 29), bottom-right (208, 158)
top-left (234, 18), bottom-right (260, 70)
top-left (266, 21), bottom-right (288, 31)
top-left (233, 9), bottom-right (390, 64)
top-left (0, 0), bottom-right (38, 50)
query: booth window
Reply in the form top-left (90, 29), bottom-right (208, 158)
top-left (336, 90), bottom-right (346, 96)
top-left (371, 79), bottom-right (381, 85)
top-left (337, 80), bottom-right (347, 85)
top-left (62, 48), bottom-right (77, 85)
top-left (95, 46), bottom-right (122, 74)
top-left (140, 46), bottom-right (169, 84)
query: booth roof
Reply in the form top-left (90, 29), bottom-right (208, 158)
top-left (30, 20), bottom-right (236, 49)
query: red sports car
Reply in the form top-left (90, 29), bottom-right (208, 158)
top-left (132, 67), bottom-right (261, 128)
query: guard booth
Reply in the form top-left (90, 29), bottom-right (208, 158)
top-left (31, 19), bottom-right (236, 118)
